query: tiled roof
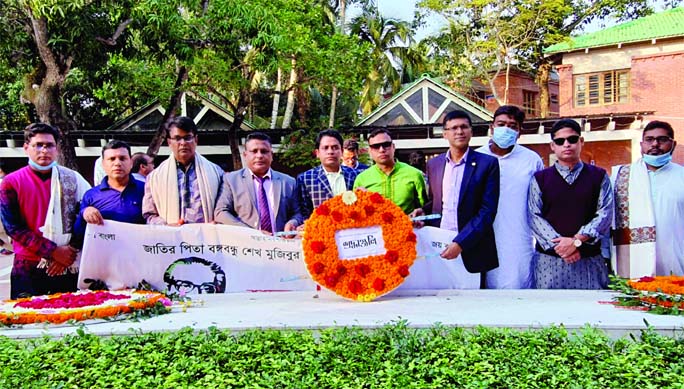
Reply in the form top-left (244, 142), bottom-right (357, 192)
top-left (545, 7), bottom-right (684, 54)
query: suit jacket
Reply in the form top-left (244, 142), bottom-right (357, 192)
top-left (214, 168), bottom-right (302, 232)
top-left (296, 165), bottom-right (358, 219)
top-left (423, 149), bottom-right (500, 273)
top-left (355, 162), bottom-right (369, 171)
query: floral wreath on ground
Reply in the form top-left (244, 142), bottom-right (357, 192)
top-left (303, 190), bottom-right (417, 302)
top-left (610, 275), bottom-right (684, 314)
top-left (0, 290), bottom-right (171, 326)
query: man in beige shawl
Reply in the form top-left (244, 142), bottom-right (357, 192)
top-left (612, 120), bottom-right (684, 277)
top-left (143, 116), bottom-right (223, 225)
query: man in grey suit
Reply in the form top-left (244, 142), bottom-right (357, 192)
top-left (214, 132), bottom-right (302, 234)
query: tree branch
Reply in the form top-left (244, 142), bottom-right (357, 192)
top-left (96, 18), bottom-right (133, 46)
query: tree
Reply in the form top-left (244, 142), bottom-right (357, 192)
top-left (420, 0), bottom-right (670, 117)
top-left (350, 5), bottom-right (417, 115)
top-left (0, 0), bottom-right (140, 169)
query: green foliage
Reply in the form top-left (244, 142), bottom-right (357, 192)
top-left (1, 324), bottom-right (684, 388)
top-left (278, 129), bottom-right (320, 169)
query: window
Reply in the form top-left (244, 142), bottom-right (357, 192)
top-left (523, 91), bottom-right (537, 115)
top-left (574, 70), bottom-right (629, 107)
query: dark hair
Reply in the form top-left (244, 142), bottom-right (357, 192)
top-left (493, 105), bottom-right (525, 126)
top-left (550, 119), bottom-right (581, 138)
top-left (246, 131), bottom-right (272, 145)
top-left (368, 128), bottom-right (393, 141)
top-left (315, 129), bottom-right (344, 149)
top-left (443, 110), bottom-right (472, 127)
top-left (168, 116), bottom-right (198, 136)
top-left (101, 140), bottom-right (131, 158)
top-left (24, 123), bottom-right (60, 143)
top-left (644, 120), bottom-right (674, 139)
top-left (131, 152), bottom-right (150, 173)
top-left (343, 139), bottom-right (360, 152)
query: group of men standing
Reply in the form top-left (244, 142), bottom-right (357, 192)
top-left (1, 108), bottom-right (683, 299)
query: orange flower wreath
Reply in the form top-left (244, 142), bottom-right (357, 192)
top-left (0, 290), bottom-right (171, 325)
top-left (303, 190), bottom-right (417, 301)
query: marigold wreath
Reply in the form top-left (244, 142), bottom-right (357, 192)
top-left (303, 190), bottom-right (417, 301)
top-left (0, 290), bottom-right (171, 325)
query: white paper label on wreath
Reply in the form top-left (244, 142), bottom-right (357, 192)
top-left (334, 226), bottom-right (386, 260)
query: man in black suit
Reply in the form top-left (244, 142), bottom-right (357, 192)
top-left (411, 110), bottom-right (500, 286)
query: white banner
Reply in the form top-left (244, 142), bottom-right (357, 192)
top-left (78, 222), bottom-right (480, 294)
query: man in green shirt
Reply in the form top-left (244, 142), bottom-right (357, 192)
top-left (353, 129), bottom-right (427, 214)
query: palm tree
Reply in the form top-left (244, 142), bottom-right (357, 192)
top-left (350, 6), bottom-right (415, 115)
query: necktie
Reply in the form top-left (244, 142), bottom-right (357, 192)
top-left (256, 176), bottom-right (273, 233)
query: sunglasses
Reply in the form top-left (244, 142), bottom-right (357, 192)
top-left (369, 141), bottom-right (393, 150)
top-left (552, 135), bottom-right (580, 146)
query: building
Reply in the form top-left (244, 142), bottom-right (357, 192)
top-left (545, 7), bottom-right (684, 162)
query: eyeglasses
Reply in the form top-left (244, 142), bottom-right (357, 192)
top-left (28, 142), bottom-right (57, 151)
top-left (643, 136), bottom-right (672, 144)
top-left (369, 141), bottom-right (393, 150)
top-left (168, 135), bottom-right (195, 143)
top-left (552, 135), bottom-right (580, 146)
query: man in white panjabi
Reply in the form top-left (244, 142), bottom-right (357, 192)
top-left (476, 105), bottom-right (543, 289)
top-left (612, 120), bottom-right (684, 277)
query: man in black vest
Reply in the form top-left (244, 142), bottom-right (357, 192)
top-left (528, 119), bottom-right (613, 289)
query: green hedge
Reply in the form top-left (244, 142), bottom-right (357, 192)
top-left (1, 323), bottom-right (684, 388)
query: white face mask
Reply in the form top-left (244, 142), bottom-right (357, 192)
top-left (491, 126), bottom-right (518, 149)
top-left (28, 158), bottom-right (57, 171)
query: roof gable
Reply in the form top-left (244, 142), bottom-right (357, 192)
top-left (357, 74), bottom-right (492, 126)
top-left (106, 92), bottom-right (255, 132)
top-left (545, 7), bottom-right (684, 54)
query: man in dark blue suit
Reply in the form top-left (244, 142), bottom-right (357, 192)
top-left (411, 110), bottom-right (500, 285)
top-left (296, 129), bottom-right (359, 220)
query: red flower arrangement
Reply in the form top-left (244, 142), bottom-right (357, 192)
top-left (302, 190), bottom-right (417, 301)
top-left (0, 290), bottom-right (171, 325)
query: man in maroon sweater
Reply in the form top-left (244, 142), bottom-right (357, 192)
top-left (527, 119), bottom-right (613, 289)
top-left (0, 123), bottom-right (90, 298)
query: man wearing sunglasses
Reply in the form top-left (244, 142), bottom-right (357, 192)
top-left (528, 119), bottom-right (612, 289)
top-left (476, 105), bottom-right (544, 289)
top-left (143, 116), bottom-right (223, 225)
top-left (612, 120), bottom-right (684, 278)
top-left (353, 129), bottom-right (427, 214)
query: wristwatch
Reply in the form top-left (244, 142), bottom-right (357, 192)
top-left (573, 238), bottom-right (583, 248)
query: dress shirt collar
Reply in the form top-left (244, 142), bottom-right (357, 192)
top-left (250, 168), bottom-right (272, 180)
top-left (445, 148), bottom-right (469, 165)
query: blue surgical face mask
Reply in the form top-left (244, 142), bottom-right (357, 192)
top-left (28, 158), bottom-right (57, 171)
top-left (491, 126), bottom-right (518, 149)
top-left (643, 151), bottom-right (672, 168)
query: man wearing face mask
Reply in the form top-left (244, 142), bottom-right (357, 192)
top-left (0, 123), bottom-right (91, 298)
top-left (612, 120), bottom-right (684, 277)
top-left (476, 106), bottom-right (544, 289)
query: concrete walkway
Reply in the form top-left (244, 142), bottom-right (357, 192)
top-left (2, 289), bottom-right (683, 339)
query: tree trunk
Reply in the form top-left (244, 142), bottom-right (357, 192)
top-left (146, 66), bottom-right (188, 157)
top-left (504, 62), bottom-right (511, 105)
top-left (295, 67), bottom-right (309, 126)
top-left (328, 85), bottom-right (337, 128)
top-left (281, 56), bottom-right (298, 129)
top-left (328, 0), bottom-right (346, 128)
top-left (536, 60), bottom-right (551, 118)
top-left (270, 67), bottom-right (282, 129)
top-left (27, 14), bottom-right (79, 170)
top-left (227, 90), bottom-right (251, 170)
